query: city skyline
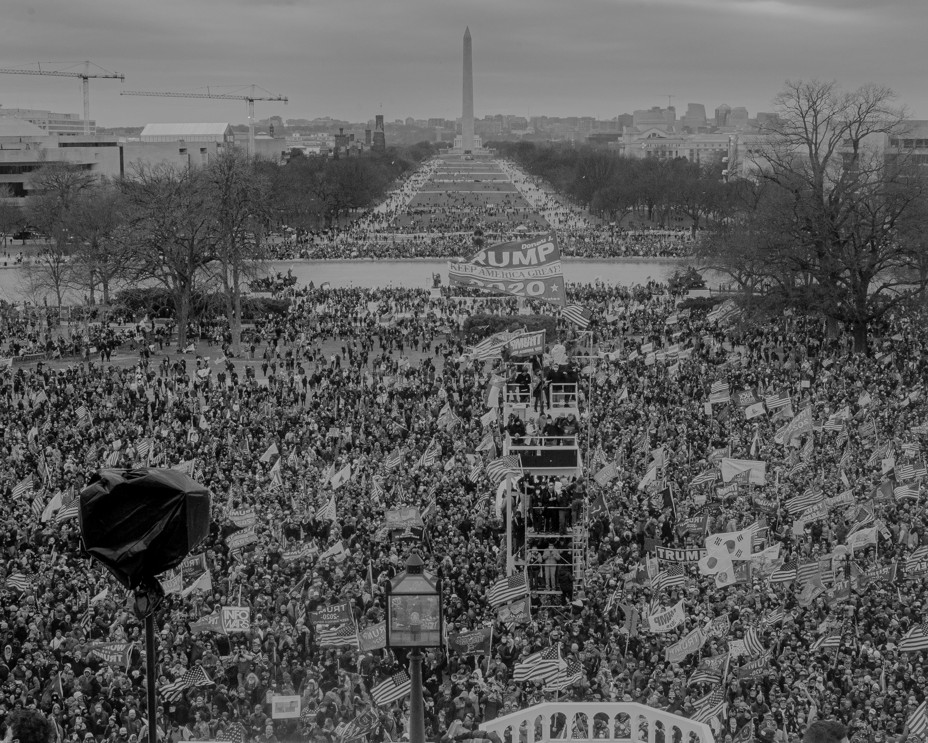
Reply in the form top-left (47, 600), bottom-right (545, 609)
top-left (1, 0), bottom-right (926, 128)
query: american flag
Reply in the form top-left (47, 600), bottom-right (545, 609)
top-left (371, 671), bottom-right (412, 706)
top-left (471, 332), bottom-right (517, 361)
top-left (371, 476), bottom-right (385, 499)
top-left (839, 446), bottom-right (853, 471)
top-left (477, 431), bottom-right (496, 453)
top-left (692, 688), bottom-right (727, 724)
top-left (11, 476), bottom-right (33, 499)
top-left (105, 450), bottom-right (121, 467)
top-left (417, 437), bottom-right (441, 469)
top-left (468, 461), bottom-right (483, 483)
top-left (906, 700), bottom-right (928, 742)
top-left (797, 561), bottom-right (822, 585)
top-left (822, 416), bottom-right (845, 432)
top-left (690, 470), bottom-right (719, 486)
top-left (4, 572), bottom-right (31, 592)
top-left (30, 494), bottom-right (44, 519)
top-left (760, 607), bottom-right (786, 627)
top-left (594, 463), bottom-right (617, 486)
top-left (513, 645), bottom-right (563, 683)
top-left (859, 419), bottom-right (877, 440)
top-left (867, 441), bottom-right (892, 467)
top-left (896, 463), bottom-right (917, 481)
top-left (895, 484), bottom-right (919, 500)
top-left (784, 488), bottom-right (823, 515)
top-left (544, 659), bottom-right (584, 692)
top-left (339, 709), bottom-right (380, 743)
top-left (915, 460), bottom-right (928, 479)
top-left (650, 565), bottom-right (686, 593)
top-left (314, 495), bottom-right (337, 523)
top-left (688, 658), bottom-right (725, 687)
top-left (76, 404), bottom-right (90, 423)
top-left (764, 390), bottom-right (791, 410)
top-left (136, 438), bottom-right (152, 462)
top-left (384, 448), bottom-right (404, 470)
top-left (810, 633), bottom-right (841, 651)
top-left (743, 627), bottom-right (765, 656)
top-left (56, 493), bottom-right (79, 524)
top-left (487, 573), bottom-right (528, 607)
top-left (160, 665), bottom-right (213, 702)
top-left (216, 723), bottom-right (246, 743)
top-left (486, 454), bottom-right (522, 484)
top-left (768, 559), bottom-right (798, 584)
top-left (898, 624), bottom-right (928, 653)
top-left (317, 623), bottom-right (359, 648)
top-left (561, 304), bottom-right (592, 330)
top-left (709, 381), bottom-right (730, 404)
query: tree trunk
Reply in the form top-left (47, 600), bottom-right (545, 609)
top-left (852, 319), bottom-right (868, 354)
top-left (232, 262), bottom-right (242, 355)
top-left (102, 280), bottom-right (110, 306)
top-left (176, 290), bottom-right (190, 351)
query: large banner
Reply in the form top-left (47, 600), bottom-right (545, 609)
top-left (448, 628), bottom-right (493, 657)
top-left (448, 234), bottom-right (566, 307)
top-left (649, 599), bottom-right (685, 633)
top-left (506, 330), bottom-right (546, 358)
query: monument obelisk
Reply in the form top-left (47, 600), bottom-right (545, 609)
top-left (461, 26), bottom-right (475, 152)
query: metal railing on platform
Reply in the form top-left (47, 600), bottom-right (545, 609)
top-left (481, 701), bottom-right (714, 743)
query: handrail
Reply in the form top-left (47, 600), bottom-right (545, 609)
top-left (508, 435), bottom-right (578, 447)
top-left (480, 701), bottom-right (715, 743)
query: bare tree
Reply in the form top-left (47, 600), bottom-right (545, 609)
top-left (205, 151), bottom-right (272, 353)
top-left (701, 80), bottom-right (928, 352)
top-left (122, 163), bottom-right (220, 350)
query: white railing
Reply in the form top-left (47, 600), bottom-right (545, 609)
top-left (480, 702), bottom-right (714, 743)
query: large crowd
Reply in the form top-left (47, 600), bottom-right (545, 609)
top-left (1, 279), bottom-right (925, 743)
top-left (260, 158), bottom-right (695, 260)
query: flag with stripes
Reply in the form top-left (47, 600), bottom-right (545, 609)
top-left (486, 454), bottom-right (522, 484)
top-left (895, 484), bottom-right (919, 500)
top-left (417, 438), bottom-right (441, 469)
top-left (688, 656), bottom-right (727, 687)
top-left (906, 699), bottom-right (928, 741)
top-left (709, 381), bottom-right (730, 404)
top-left (471, 332), bottom-right (518, 361)
top-left (906, 546), bottom-right (928, 573)
top-left (76, 405), bottom-right (90, 423)
top-left (867, 442), bottom-right (892, 467)
top-left (4, 572), bottom-right (31, 592)
top-left (650, 565), bottom-right (685, 593)
top-left (339, 709), bottom-right (380, 743)
top-left (487, 574), bottom-right (529, 607)
top-left (760, 607), bottom-right (786, 627)
top-left (384, 448), bottom-right (404, 470)
top-left (839, 447), bottom-right (853, 471)
top-left (561, 304), bottom-right (592, 330)
top-left (314, 495), bottom-right (337, 523)
top-left (544, 659), bottom-right (584, 692)
top-left (915, 461), bottom-right (928, 478)
top-left (896, 463), bottom-right (917, 482)
top-left (810, 633), bottom-right (841, 651)
top-left (468, 461), bottom-right (483, 483)
top-left (216, 723), bottom-right (246, 743)
top-left (768, 559), bottom-right (798, 584)
top-left (594, 463), bottom-right (617, 487)
top-left (135, 438), bottom-right (152, 463)
top-left (105, 450), bottom-right (121, 467)
top-left (11, 476), bottom-right (33, 499)
top-left (859, 418), bottom-right (877, 440)
top-left (513, 646), bottom-right (563, 683)
top-left (784, 488), bottom-right (823, 515)
top-left (317, 623), bottom-right (360, 648)
top-left (764, 390), bottom-right (791, 410)
top-left (30, 493), bottom-right (44, 519)
top-left (477, 431), bottom-right (497, 453)
top-left (56, 494), bottom-right (79, 524)
top-left (797, 561), bottom-right (822, 585)
top-left (160, 665), bottom-right (214, 702)
top-left (898, 624), bottom-right (928, 653)
top-left (690, 470), bottom-right (719, 486)
top-left (371, 671), bottom-right (412, 707)
top-left (370, 476), bottom-right (385, 500)
top-left (692, 688), bottom-right (727, 724)
top-left (743, 627), bottom-right (765, 656)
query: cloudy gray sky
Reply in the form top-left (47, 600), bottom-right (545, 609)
top-left (2, 0), bottom-right (926, 127)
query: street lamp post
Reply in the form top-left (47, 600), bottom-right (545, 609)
top-left (385, 553), bottom-right (443, 743)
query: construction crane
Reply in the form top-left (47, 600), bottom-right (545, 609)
top-left (0, 61), bottom-right (125, 135)
top-left (120, 86), bottom-right (288, 157)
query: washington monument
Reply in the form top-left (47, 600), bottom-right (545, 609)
top-left (461, 26), bottom-right (474, 152)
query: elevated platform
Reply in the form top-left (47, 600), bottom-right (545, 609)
top-left (481, 702), bottom-right (715, 743)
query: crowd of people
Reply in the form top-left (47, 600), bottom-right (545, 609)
top-left (259, 157), bottom-right (695, 260)
top-left (0, 276), bottom-right (925, 743)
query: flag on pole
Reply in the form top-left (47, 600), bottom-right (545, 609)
top-left (905, 700), bottom-right (928, 741)
top-left (692, 688), bottom-right (727, 724)
top-left (810, 633), bottom-right (841, 651)
top-left (486, 574), bottom-right (529, 607)
top-left (512, 646), bottom-right (563, 683)
top-left (384, 448), bottom-right (404, 470)
top-left (371, 671), bottom-right (412, 707)
top-left (314, 495), bottom-right (337, 523)
top-left (764, 390), bottom-right (791, 410)
top-left (160, 665), bottom-right (214, 702)
top-left (12, 476), bottom-right (34, 499)
top-left (486, 455), bottom-right (522, 484)
top-left (561, 305), bottom-right (592, 330)
top-left (594, 463), bottom-right (617, 486)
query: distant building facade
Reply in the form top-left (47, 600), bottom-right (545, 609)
top-left (0, 107), bottom-right (95, 136)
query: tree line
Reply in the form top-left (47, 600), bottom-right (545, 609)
top-left (0, 143), bottom-right (435, 351)
top-left (489, 140), bottom-right (739, 234)
top-left (499, 80), bottom-right (928, 352)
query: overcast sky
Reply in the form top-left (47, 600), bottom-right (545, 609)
top-left (2, 0), bottom-right (926, 127)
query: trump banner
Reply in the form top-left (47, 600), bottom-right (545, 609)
top-left (506, 330), bottom-right (546, 358)
top-left (649, 599), bottom-right (685, 633)
top-left (448, 234), bottom-right (567, 307)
